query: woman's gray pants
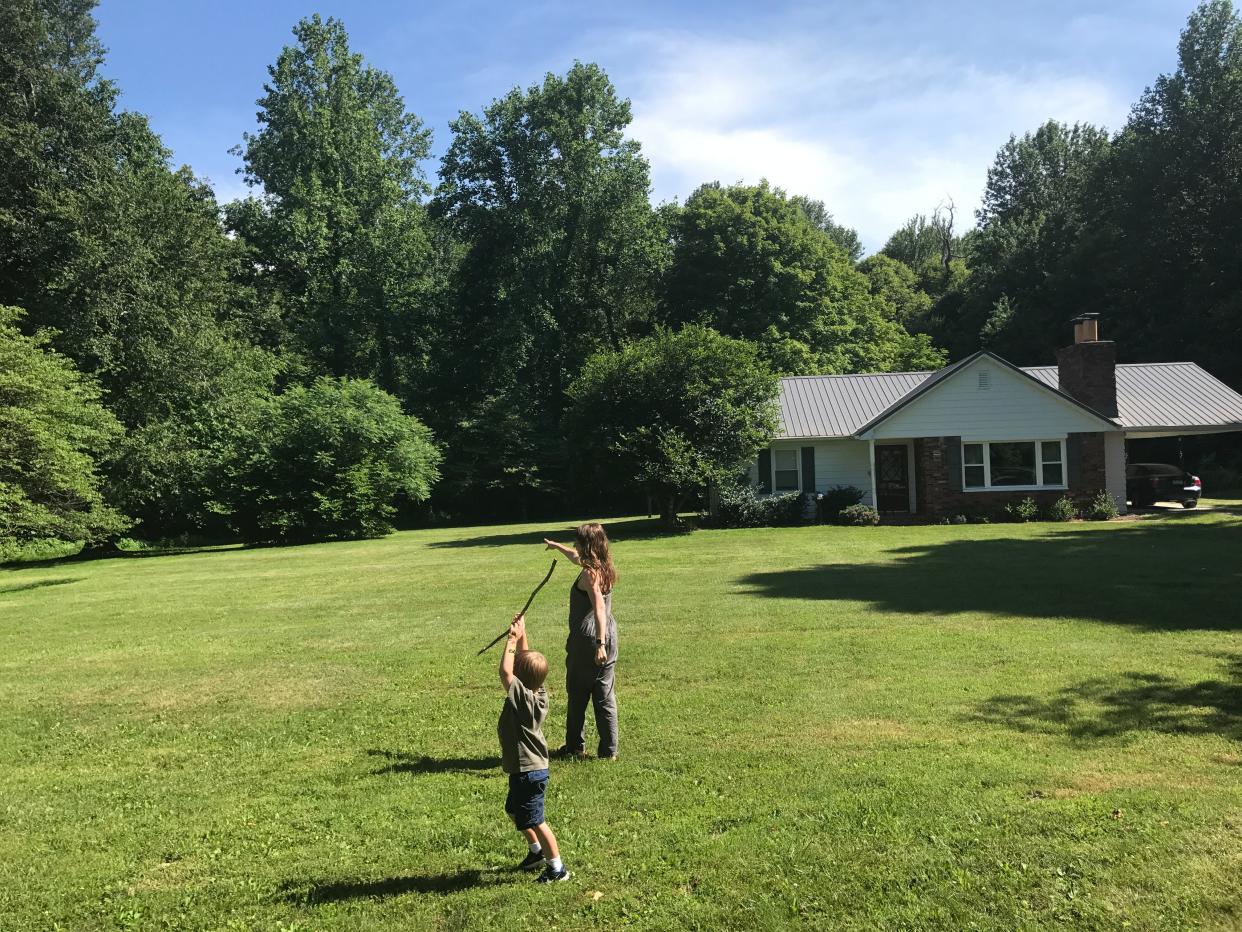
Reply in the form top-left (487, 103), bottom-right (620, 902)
top-left (565, 662), bottom-right (618, 757)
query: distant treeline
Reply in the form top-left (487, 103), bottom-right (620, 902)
top-left (2, 1), bottom-right (1241, 550)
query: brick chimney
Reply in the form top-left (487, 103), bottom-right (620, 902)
top-left (1056, 313), bottom-right (1117, 417)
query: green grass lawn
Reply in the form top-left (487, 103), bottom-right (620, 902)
top-left (2, 511), bottom-right (1240, 930)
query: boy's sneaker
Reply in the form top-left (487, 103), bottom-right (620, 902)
top-left (551, 745), bottom-right (588, 759)
top-left (536, 866), bottom-right (571, 884)
top-left (519, 854), bottom-right (548, 874)
top-left (518, 849), bottom-right (546, 871)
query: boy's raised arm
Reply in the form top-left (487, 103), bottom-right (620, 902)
top-left (498, 614), bottom-right (524, 689)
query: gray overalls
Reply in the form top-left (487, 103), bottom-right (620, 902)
top-left (564, 576), bottom-right (618, 757)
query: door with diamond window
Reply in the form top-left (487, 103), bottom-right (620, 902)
top-left (876, 445), bottom-right (910, 513)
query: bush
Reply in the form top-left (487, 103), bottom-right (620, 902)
top-left (821, 485), bottom-right (864, 522)
top-left (951, 514), bottom-right (968, 525)
top-left (838, 504), bottom-right (880, 526)
top-left (1082, 489), bottom-right (1120, 521)
top-left (1046, 495), bottom-right (1078, 522)
top-left (224, 377), bottom-right (442, 543)
top-left (1004, 496), bottom-right (1039, 522)
top-left (714, 484), bottom-right (804, 528)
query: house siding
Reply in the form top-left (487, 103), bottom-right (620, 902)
top-left (752, 440), bottom-right (875, 506)
top-left (811, 440), bottom-right (873, 505)
top-left (869, 356), bottom-right (1110, 441)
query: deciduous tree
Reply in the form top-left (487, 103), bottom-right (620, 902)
top-left (0, 306), bottom-right (127, 549)
top-left (565, 326), bottom-right (779, 528)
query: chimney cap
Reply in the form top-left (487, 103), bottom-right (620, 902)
top-left (1069, 312), bottom-right (1100, 323)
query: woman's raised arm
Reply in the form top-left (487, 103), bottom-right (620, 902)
top-left (544, 539), bottom-right (581, 564)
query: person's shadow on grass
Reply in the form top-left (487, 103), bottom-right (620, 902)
top-left (367, 748), bottom-right (500, 776)
top-left (282, 869), bottom-right (511, 903)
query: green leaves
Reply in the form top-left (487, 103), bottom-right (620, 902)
top-left (663, 182), bottom-right (945, 376)
top-left (565, 325), bottom-right (779, 524)
top-left (222, 377), bottom-right (442, 544)
top-left (0, 306), bottom-right (127, 547)
top-left (229, 14), bottom-right (437, 389)
top-left (430, 62), bottom-right (668, 513)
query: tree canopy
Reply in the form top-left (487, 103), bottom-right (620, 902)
top-left (565, 326), bottom-right (780, 527)
top-left (0, 306), bottom-right (127, 547)
top-left (4, 0), bottom-right (1242, 546)
top-left (663, 181), bottom-right (945, 375)
top-left (431, 61), bottom-right (669, 514)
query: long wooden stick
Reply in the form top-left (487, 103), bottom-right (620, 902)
top-left (476, 559), bottom-right (558, 655)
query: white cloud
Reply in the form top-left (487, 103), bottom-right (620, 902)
top-left (612, 30), bottom-right (1130, 252)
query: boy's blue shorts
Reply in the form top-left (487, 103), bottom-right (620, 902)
top-left (505, 769), bottom-right (548, 829)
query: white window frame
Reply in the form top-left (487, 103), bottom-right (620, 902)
top-left (961, 439), bottom-right (1067, 492)
top-left (771, 447), bottom-right (802, 493)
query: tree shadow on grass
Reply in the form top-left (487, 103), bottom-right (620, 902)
top-left (367, 749), bottom-right (500, 776)
top-left (0, 577), bottom-right (83, 596)
top-left (969, 654), bottom-right (1242, 742)
top-left (282, 869), bottom-right (508, 903)
top-left (428, 516), bottom-right (691, 549)
top-left (736, 518), bottom-right (1242, 631)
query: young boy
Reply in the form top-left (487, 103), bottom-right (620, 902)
top-left (498, 613), bottom-right (569, 883)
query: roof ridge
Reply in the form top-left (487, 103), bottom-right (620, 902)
top-left (780, 370), bottom-right (934, 380)
top-left (1022, 362), bottom-right (1197, 370)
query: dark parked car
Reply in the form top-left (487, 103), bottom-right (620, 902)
top-left (1126, 463), bottom-right (1202, 508)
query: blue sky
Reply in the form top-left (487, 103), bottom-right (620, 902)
top-left (95, 0), bottom-right (1199, 251)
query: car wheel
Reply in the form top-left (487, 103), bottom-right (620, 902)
top-left (1182, 500), bottom-right (1198, 509)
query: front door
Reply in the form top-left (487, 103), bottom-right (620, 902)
top-left (876, 444), bottom-right (910, 513)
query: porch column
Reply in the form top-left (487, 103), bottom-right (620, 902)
top-left (867, 438), bottom-right (877, 509)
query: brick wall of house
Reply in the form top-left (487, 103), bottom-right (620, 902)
top-left (916, 432), bottom-right (1109, 519)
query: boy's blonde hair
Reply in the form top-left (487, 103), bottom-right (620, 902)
top-left (514, 650), bottom-right (549, 689)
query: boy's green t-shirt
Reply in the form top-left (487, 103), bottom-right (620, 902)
top-left (497, 679), bottom-right (549, 774)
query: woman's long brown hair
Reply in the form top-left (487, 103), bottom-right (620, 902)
top-left (576, 522), bottom-right (617, 594)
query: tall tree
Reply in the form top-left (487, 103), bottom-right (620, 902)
top-left (941, 121), bottom-right (1112, 361)
top-left (0, 0), bottom-right (278, 538)
top-left (0, 306), bottom-right (127, 549)
top-left (1084, 0), bottom-right (1242, 386)
top-left (432, 62), bottom-right (668, 513)
top-left (229, 14), bottom-right (438, 394)
top-left (663, 181), bottom-right (945, 375)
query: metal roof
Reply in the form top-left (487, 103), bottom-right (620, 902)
top-left (777, 360), bottom-right (1242, 438)
top-left (1025, 362), bottom-right (1242, 432)
top-left (778, 371), bottom-right (932, 437)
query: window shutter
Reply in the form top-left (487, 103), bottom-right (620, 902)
top-left (801, 446), bottom-right (816, 493)
top-left (758, 448), bottom-right (772, 493)
top-left (1066, 434), bottom-right (1083, 489)
top-left (946, 436), bottom-right (963, 492)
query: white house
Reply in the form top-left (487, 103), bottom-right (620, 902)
top-left (748, 316), bottom-right (1242, 518)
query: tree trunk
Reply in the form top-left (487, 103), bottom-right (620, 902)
top-left (661, 494), bottom-right (682, 531)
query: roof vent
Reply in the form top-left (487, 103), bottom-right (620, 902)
top-left (977, 369), bottom-right (991, 391)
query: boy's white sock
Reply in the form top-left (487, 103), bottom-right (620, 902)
top-left (547, 856), bottom-right (563, 872)
top-left (528, 842), bottom-right (542, 855)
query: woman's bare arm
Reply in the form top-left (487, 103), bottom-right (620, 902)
top-left (588, 571), bottom-right (608, 666)
top-left (544, 539), bottom-right (581, 565)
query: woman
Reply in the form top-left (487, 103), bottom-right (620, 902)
top-left (543, 523), bottom-right (618, 760)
